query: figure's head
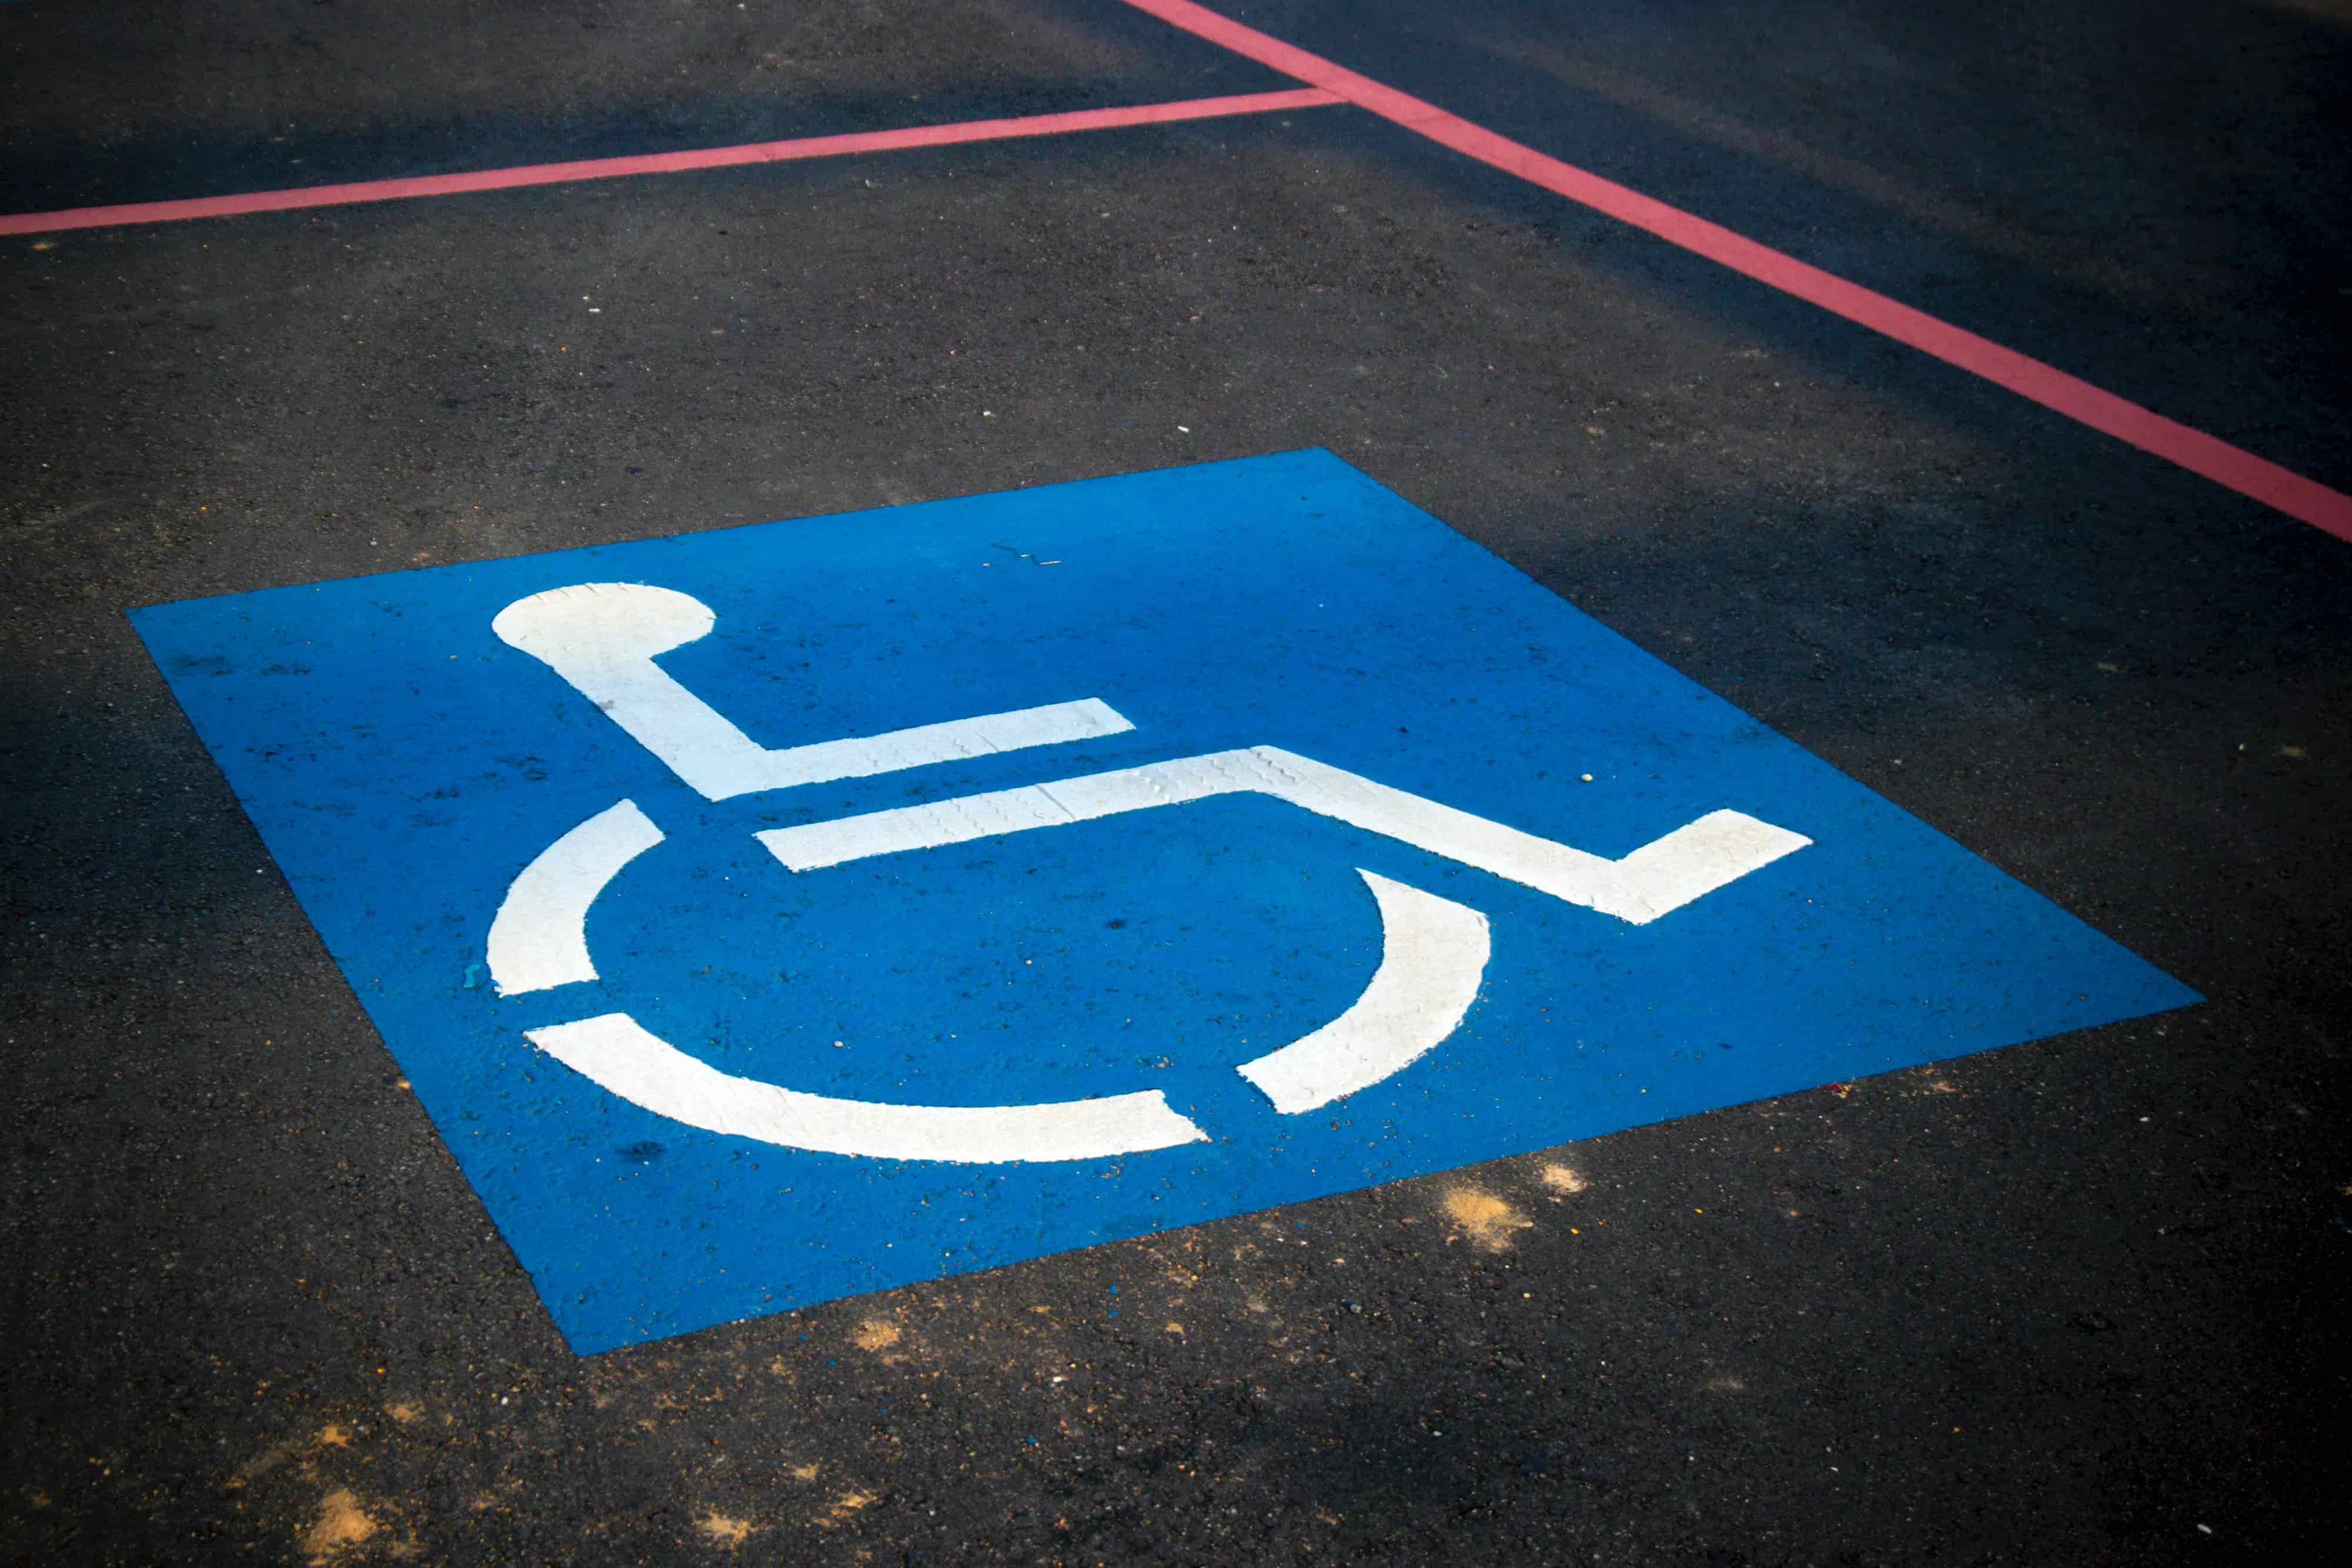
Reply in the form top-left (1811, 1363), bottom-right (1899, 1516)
top-left (492, 581), bottom-right (716, 665)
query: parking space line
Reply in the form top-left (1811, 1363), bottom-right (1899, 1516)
top-left (0, 86), bottom-right (1342, 238)
top-left (1119, 0), bottom-right (2352, 543)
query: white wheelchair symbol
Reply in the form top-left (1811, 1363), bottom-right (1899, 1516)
top-left (483, 583), bottom-right (1810, 1164)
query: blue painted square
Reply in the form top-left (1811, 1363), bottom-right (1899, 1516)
top-left (131, 450), bottom-right (2195, 1352)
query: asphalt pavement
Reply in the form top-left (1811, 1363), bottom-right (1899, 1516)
top-left (4, 2), bottom-right (2348, 1563)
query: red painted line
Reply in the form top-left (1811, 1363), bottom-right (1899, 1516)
top-left (0, 88), bottom-right (1342, 238)
top-left (1120, 0), bottom-right (2352, 543)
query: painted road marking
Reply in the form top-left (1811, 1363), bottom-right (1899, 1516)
top-left (1119, 0), bottom-right (2352, 543)
top-left (0, 88), bottom-right (1342, 236)
top-left (526, 1012), bottom-right (1210, 1164)
top-left (757, 747), bottom-right (1808, 924)
top-left (131, 450), bottom-right (2196, 1352)
top-left (486, 797), bottom-right (664, 996)
top-left (492, 582), bottom-right (1800, 1153)
top-left (1234, 869), bottom-right (1489, 1115)
top-left (14, 19), bottom-right (2337, 546)
top-left (493, 583), bottom-right (1131, 800)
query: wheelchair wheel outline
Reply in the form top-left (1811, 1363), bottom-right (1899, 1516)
top-left (489, 796), bottom-right (1492, 1164)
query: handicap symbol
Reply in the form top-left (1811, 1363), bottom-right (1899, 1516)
top-left (483, 583), bottom-right (1810, 1164)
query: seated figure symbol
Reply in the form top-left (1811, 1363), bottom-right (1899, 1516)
top-left (484, 583), bottom-right (1811, 1163)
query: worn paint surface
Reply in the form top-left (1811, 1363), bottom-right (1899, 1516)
top-left (130, 450), bottom-right (2193, 1351)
